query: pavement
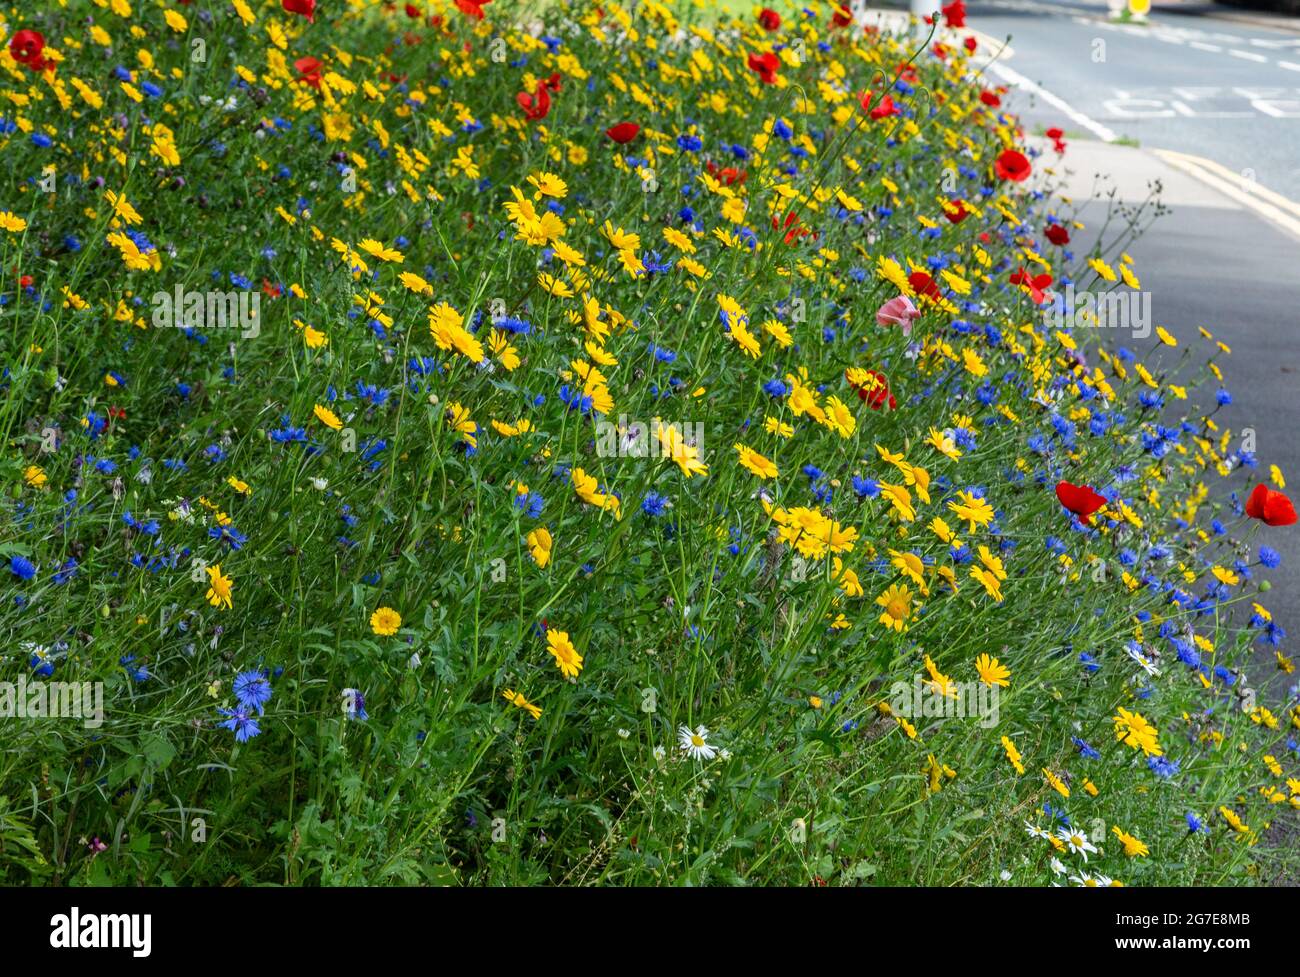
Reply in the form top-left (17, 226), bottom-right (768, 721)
top-left (1029, 139), bottom-right (1300, 676)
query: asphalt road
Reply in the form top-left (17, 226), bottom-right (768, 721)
top-left (968, 0), bottom-right (1300, 198)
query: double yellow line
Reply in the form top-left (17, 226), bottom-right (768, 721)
top-left (1152, 148), bottom-right (1300, 241)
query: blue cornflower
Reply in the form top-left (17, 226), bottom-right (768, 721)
top-left (641, 491), bottom-right (668, 517)
top-left (218, 706), bottom-right (262, 742)
top-left (10, 555), bottom-right (36, 580)
top-left (233, 670), bottom-right (273, 714)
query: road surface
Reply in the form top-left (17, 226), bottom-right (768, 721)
top-left (970, 0), bottom-right (1300, 198)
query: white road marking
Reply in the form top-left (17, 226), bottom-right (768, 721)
top-left (1279, 61), bottom-right (1300, 72)
top-left (988, 61), bottom-right (1118, 142)
top-left (1190, 42), bottom-right (1222, 53)
top-left (1229, 49), bottom-right (1269, 63)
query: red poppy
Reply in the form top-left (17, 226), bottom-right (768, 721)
top-left (282, 0), bottom-right (317, 22)
top-left (942, 0), bottom-right (967, 28)
top-left (758, 7), bottom-right (781, 31)
top-left (747, 51), bottom-right (780, 85)
top-left (944, 199), bottom-right (970, 224)
top-left (830, 4), bottom-right (853, 28)
top-left (606, 122), bottom-right (640, 144)
top-left (772, 211), bottom-right (813, 245)
top-left (454, 0), bottom-right (491, 18)
top-left (516, 84), bottom-right (550, 121)
top-left (1044, 224), bottom-right (1070, 247)
top-left (1245, 484), bottom-right (1298, 527)
top-left (963, 36), bottom-right (978, 53)
top-left (848, 369), bottom-right (897, 411)
top-left (294, 56), bottom-right (324, 88)
top-left (979, 90), bottom-right (1001, 108)
top-left (9, 29), bottom-right (49, 72)
top-left (859, 90), bottom-right (899, 120)
top-left (261, 279), bottom-right (282, 299)
top-left (1055, 481), bottom-right (1107, 525)
top-left (404, 3), bottom-right (421, 16)
top-left (908, 271), bottom-right (942, 300)
top-left (706, 161), bottom-right (746, 186)
top-left (1044, 126), bottom-right (1067, 154)
top-left (1010, 268), bottom-right (1052, 305)
top-left (994, 148), bottom-right (1031, 182)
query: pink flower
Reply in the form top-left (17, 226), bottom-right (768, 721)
top-left (876, 295), bottom-right (920, 335)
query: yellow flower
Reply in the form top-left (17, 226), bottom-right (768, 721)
top-left (1001, 736), bottom-right (1025, 775)
top-left (357, 238), bottom-right (405, 263)
top-left (971, 565), bottom-right (1003, 602)
top-left (1, 212), bottom-right (29, 233)
top-left (975, 653), bottom-right (1010, 687)
top-left (1114, 708), bottom-right (1162, 757)
top-left (502, 688), bottom-right (542, 720)
top-left (948, 490), bottom-right (994, 532)
top-left (527, 171), bottom-right (568, 199)
top-left (657, 423), bottom-right (708, 478)
top-left (313, 404), bottom-right (343, 431)
top-left (370, 607), bottom-right (402, 636)
top-left (889, 549), bottom-right (927, 591)
top-left (527, 527), bottom-right (553, 568)
top-left (876, 583), bottom-right (913, 632)
top-left (205, 564), bottom-right (234, 610)
top-left (23, 465), bottom-right (48, 488)
top-left (1042, 768), bottom-right (1070, 798)
top-left (547, 629), bottom-right (584, 679)
top-left (734, 443), bottom-right (778, 479)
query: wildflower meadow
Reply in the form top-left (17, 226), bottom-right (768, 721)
top-left (1, 0), bottom-right (1297, 890)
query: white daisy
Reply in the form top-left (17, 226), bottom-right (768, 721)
top-left (678, 724), bottom-right (717, 761)
top-left (1058, 826), bottom-right (1098, 861)
top-left (1070, 872), bottom-right (1098, 887)
top-left (1126, 644), bottom-right (1160, 677)
top-left (1024, 820), bottom-right (1050, 840)
top-left (1049, 857), bottom-right (1068, 876)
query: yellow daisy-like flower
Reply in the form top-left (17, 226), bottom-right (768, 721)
top-left (948, 490), bottom-right (994, 533)
top-left (205, 564), bottom-right (234, 611)
top-left (502, 688), bottom-right (542, 720)
top-left (975, 653), bottom-right (1010, 687)
top-left (370, 607), bottom-right (402, 636)
top-left (876, 583), bottom-right (913, 632)
top-left (527, 527), bottom-right (552, 568)
top-left (313, 404), bottom-right (343, 431)
top-left (547, 629), bottom-right (584, 679)
top-left (1001, 736), bottom-right (1025, 775)
top-left (734, 443), bottom-right (778, 479)
top-left (1114, 707), bottom-right (1162, 757)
